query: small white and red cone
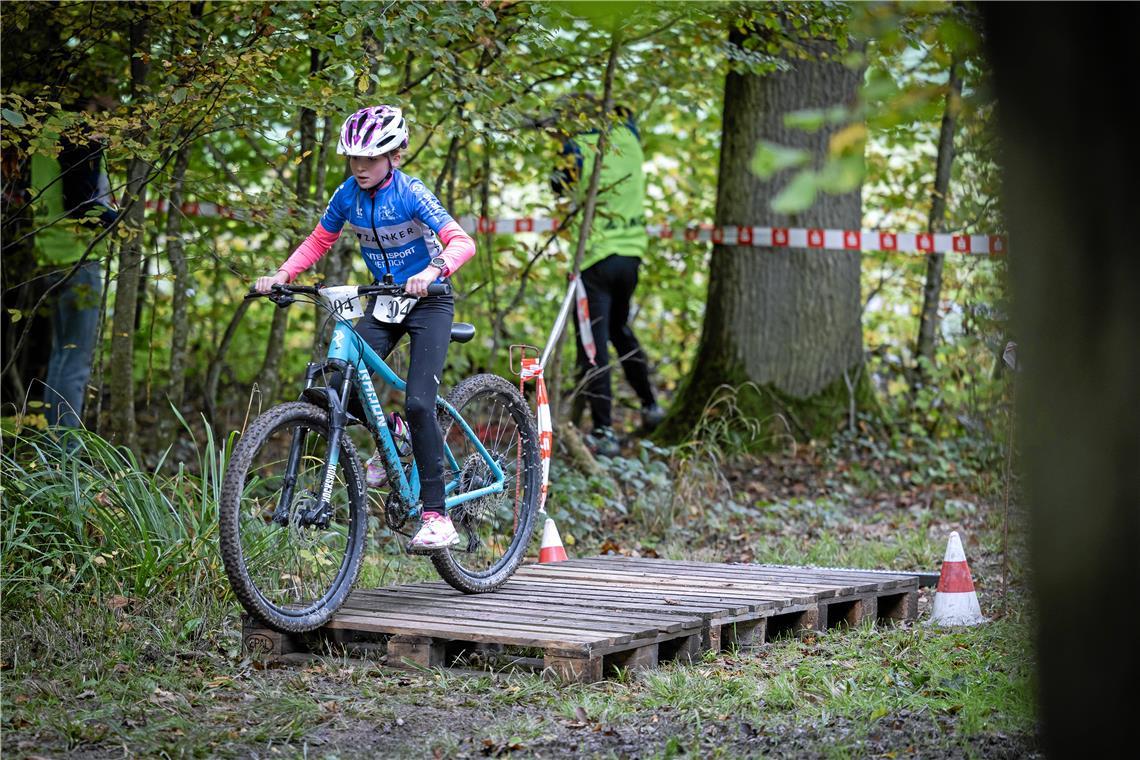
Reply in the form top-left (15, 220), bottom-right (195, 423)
top-left (538, 517), bottom-right (568, 563)
top-left (926, 531), bottom-right (988, 626)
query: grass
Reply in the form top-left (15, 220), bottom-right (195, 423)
top-left (1, 418), bottom-right (230, 604)
top-left (1, 413), bottom-right (1037, 758)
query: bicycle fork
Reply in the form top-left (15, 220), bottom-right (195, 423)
top-left (273, 362), bottom-right (356, 529)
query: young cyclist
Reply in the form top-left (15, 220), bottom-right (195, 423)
top-left (253, 105), bottom-right (475, 552)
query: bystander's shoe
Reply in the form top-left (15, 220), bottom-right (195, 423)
top-left (587, 427), bottom-right (621, 457)
top-left (641, 403), bottom-right (666, 432)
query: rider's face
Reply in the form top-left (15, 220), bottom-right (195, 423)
top-left (349, 153), bottom-right (399, 188)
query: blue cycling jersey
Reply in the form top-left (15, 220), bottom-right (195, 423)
top-left (318, 170), bottom-right (453, 284)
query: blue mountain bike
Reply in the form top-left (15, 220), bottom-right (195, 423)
top-left (219, 282), bottom-right (541, 632)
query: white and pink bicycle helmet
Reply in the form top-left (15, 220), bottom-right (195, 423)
top-left (337, 105), bottom-right (408, 157)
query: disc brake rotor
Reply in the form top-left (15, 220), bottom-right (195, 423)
top-left (287, 492), bottom-right (327, 549)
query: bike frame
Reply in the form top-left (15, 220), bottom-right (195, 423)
top-left (271, 305), bottom-right (503, 528)
top-left (282, 316), bottom-right (506, 524)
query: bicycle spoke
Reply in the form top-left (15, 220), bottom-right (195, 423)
top-left (435, 375), bottom-right (539, 590)
top-left (222, 408), bottom-right (364, 625)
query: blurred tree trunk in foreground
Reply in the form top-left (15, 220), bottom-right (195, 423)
top-left (982, 4), bottom-right (1140, 756)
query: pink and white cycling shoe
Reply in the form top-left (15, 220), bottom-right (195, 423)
top-left (408, 511), bottom-right (460, 553)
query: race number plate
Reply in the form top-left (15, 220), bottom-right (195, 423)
top-left (319, 286), bottom-right (365, 320)
top-left (373, 295), bottom-right (417, 324)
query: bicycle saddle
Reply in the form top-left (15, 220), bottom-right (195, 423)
top-left (451, 323), bottom-right (475, 344)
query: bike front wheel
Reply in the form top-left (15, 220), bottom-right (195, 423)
top-left (219, 402), bottom-right (367, 632)
top-left (434, 374), bottom-right (541, 593)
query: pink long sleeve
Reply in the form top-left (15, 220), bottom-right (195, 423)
top-left (437, 219), bottom-right (475, 275)
top-left (278, 224), bottom-right (342, 281)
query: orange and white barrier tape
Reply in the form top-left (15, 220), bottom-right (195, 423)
top-left (144, 199), bottom-right (244, 219)
top-left (573, 277), bottom-right (596, 365)
top-left (519, 357), bottom-right (552, 514)
top-left (459, 217), bottom-right (1007, 255)
top-left (515, 276), bottom-right (596, 516)
top-left (143, 201), bottom-right (1006, 255)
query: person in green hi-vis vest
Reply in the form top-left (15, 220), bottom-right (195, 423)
top-left (533, 94), bottom-right (664, 457)
top-left (27, 118), bottom-right (118, 428)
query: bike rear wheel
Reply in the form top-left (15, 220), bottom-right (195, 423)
top-left (219, 402), bottom-right (366, 632)
top-left (433, 374), bottom-right (541, 593)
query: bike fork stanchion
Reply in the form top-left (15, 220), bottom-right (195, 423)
top-left (274, 425), bottom-right (308, 524)
top-left (306, 364), bottom-right (354, 526)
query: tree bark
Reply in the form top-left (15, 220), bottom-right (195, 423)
top-left (107, 7), bottom-right (151, 448)
top-left (204, 299), bottom-right (250, 427)
top-left (982, 5), bottom-right (1139, 756)
top-left (156, 146), bottom-right (192, 445)
top-left (659, 26), bottom-right (865, 445)
top-left (914, 58), bottom-right (962, 376)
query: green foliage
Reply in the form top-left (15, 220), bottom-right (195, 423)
top-left (749, 3), bottom-right (991, 215)
top-left (0, 417), bottom-right (230, 603)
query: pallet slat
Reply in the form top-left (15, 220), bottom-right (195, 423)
top-left (242, 556), bottom-right (922, 682)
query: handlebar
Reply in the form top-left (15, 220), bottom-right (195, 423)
top-left (245, 282), bottom-right (451, 307)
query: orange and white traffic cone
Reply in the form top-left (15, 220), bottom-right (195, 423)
top-left (538, 517), bottom-right (568, 563)
top-left (927, 531), bottom-right (988, 626)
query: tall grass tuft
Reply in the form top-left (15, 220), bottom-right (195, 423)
top-left (669, 383), bottom-right (787, 515)
top-left (1, 413), bottom-right (233, 606)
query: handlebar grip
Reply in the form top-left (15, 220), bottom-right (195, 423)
top-left (426, 282), bottom-right (452, 296)
top-left (245, 283), bottom-right (287, 299)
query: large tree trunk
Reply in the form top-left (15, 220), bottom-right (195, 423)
top-left (659, 27), bottom-right (864, 445)
top-left (107, 8), bottom-right (151, 448)
top-left (982, 5), bottom-right (1139, 756)
top-left (914, 58), bottom-right (962, 377)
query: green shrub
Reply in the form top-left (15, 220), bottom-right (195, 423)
top-left (1, 416), bottom-right (232, 606)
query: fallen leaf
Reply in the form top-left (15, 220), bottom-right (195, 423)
top-left (598, 539), bottom-right (621, 555)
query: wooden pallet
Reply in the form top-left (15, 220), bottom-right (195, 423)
top-left (241, 556), bottom-right (919, 682)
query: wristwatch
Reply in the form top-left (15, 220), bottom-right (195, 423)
top-left (430, 256), bottom-right (450, 277)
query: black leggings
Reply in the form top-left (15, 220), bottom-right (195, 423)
top-left (573, 254), bottom-right (656, 430)
top-left (337, 295), bottom-right (454, 512)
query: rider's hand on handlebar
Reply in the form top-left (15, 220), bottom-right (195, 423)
top-left (254, 270), bottom-right (290, 294)
top-left (404, 264), bottom-right (443, 298)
